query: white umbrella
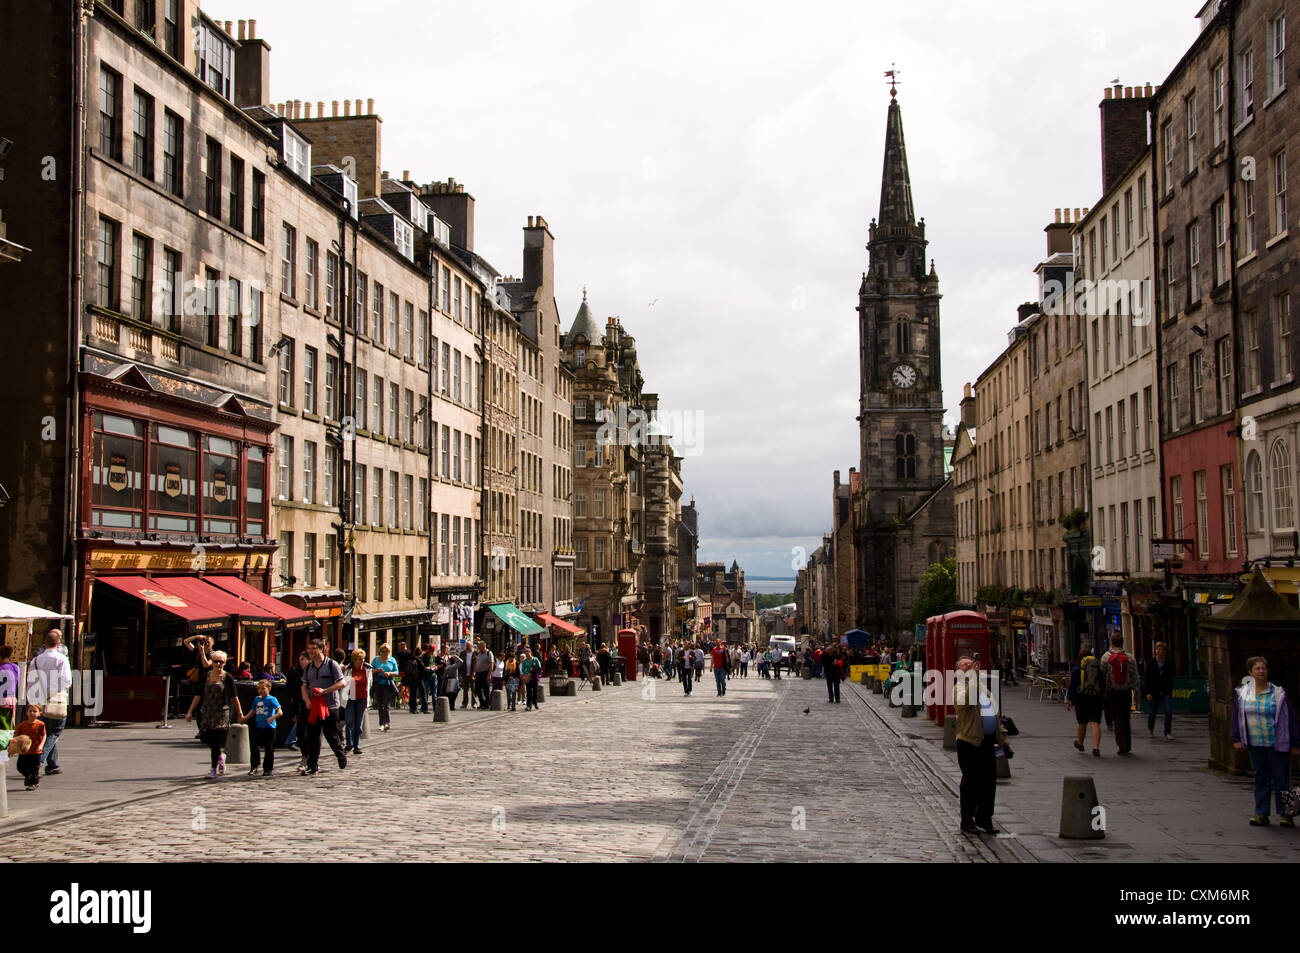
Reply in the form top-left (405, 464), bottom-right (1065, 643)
top-left (0, 595), bottom-right (71, 624)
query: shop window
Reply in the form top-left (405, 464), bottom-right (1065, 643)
top-left (91, 412), bottom-right (145, 528)
top-left (148, 424), bottom-right (197, 532)
top-left (202, 435), bottom-right (239, 535)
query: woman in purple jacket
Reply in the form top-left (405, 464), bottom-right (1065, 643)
top-left (1231, 656), bottom-right (1299, 827)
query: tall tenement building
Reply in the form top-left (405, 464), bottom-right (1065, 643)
top-left (854, 91), bottom-right (955, 638)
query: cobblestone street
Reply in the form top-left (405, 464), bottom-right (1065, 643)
top-left (0, 673), bottom-right (1003, 863)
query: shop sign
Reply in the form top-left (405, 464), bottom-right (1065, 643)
top-left (107, 454), bottom-right (129, 492)
top-left (213, 469), bottom-right (229, 503)
top-left (88, 549), bottom-right (269, 572)
top-left (163, 463), bottom-right (182, 498)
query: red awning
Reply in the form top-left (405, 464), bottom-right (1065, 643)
top-left (537, 612), bottom-right (584, 635)
top-left (95, 576), bottom-right (229, 633)
top-left (159, 575), bottom-right (278, 626)
top-left (203, 576), bottom-right (317, 629)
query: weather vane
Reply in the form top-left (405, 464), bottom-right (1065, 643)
top-left (884, 64), bottom-right (900, 98)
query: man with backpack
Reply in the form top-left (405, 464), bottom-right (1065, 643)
top-left (1066, 647), bottom-right (1104, 757)
top-left (1101, 635), bottom-right (1140, 756)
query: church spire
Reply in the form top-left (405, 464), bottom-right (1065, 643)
top-left (877, 95), bottom-right (915, 228)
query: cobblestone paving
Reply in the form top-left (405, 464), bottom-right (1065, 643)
top-left (0, 672), bottom-right (997, 862)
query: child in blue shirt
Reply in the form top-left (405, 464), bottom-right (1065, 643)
top-left (240, 679), bottom-right (282, 777)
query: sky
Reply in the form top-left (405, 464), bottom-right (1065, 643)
top-left (245, 0), bottom-right (1201, 579)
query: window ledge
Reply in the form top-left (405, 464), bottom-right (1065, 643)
top-left (1181, 168), bottom-right (1199, 187)
top-left (1240, 386), bottom-right (1264, 400)
top-left (277, 403), bottom-right (297, 416)
top-left (1269, 373), bottom-right (1295, 387)
top-left (280, 293), bottom-right (298, 307)
top-left (1234, 113), bottom-right (1255, 135)
top-left (1265, 230), bottom-right (1289, 250)
top-left (1159, 191), bottom-right (1176, 208)
top-left (1237, 251), bottom-right (1259, 268)
top-left (301, 411), bottom-right (321, 423)
top-left (1263, 85), bottom-right (1287, 111)
top-left (1186, 300), bottom-right (1203, 314)
top-left (303, 305), bottom-right (324, 319)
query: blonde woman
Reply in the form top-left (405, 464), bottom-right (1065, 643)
top-left (345, 649), bottom-right (369, 754)
top-left (370, 643), bottom-right (398, 732)
top-left (185, 650), bottom-right (243, 779)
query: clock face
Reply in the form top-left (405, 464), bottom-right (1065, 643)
top-left (892, 364), bottom-right (918, 389)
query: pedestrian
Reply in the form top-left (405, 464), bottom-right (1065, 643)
top-left (184, 650), bottom-right (243, 779)
top-left (597, 643), bottom-right (612, 685)
top-left (812, 644), bottom-right (823, 679)
top-left (1143, 641), bottom-right (1175, 741)
top-left (638, 642), bottom-right (650, 679)
top-left (300, 638), bottom-right (347, 776)
top-left (1100, 635), bottom-right (1139, 756)
top-left (520, 647), bottom-right (542, 711)
top-left (739, 648), bottom-right (749, 678)
top-left (1065, 648), bottom-right (1104, 757)
top-left (680, 644), bottom-right (693, 695)
top-left (26, 628), bottom-right (72, 777)
top-left (954, 654), bottom-right (1006, 834)
top-left (1231, 656), bottom-right (1299, 827)
top-left (694, 644), bottom-right (705, 684)
top-left (14, 703), bottom-right (46, 791)
top-left (578, 641), bottom-right (593, 682)
top-left (712, 640), bottom-right (729, 696)
top-left (393, 641), bottom-right (412, 708)
top-left (461, 643), bottom-right (476, 709)
top-left (422, 643), bottom-right (439, 711)
top-left (823, 645), bottom-right (842, 703)
top-left (0, 644), bottom-right (19, 732)
top-left (403, 646), bottom-right (427, 715)
top-left (492, 652), bottom-right (505, 703)
top-left (441, 649), bottom-right (464, 717)
top-left (473, 640), bottom-right (495, 708)
top-left (239, 678), bottom-right (282, 777)
top-left (504, 652), bottom-right (520, 711)
top-left (370, 643), bottom-right (398, 732)
top-left (343, 649), bottom-right (368, 754)
top-left (283, 651), bottom-right (309, 750)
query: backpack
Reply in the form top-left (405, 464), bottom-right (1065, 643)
top-left (1079, 656), bottom-right (1102, 695)
top-left (1107, 651), bottom-right (1130, 687)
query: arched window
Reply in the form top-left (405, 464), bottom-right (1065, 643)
top-left (896, 317), bottom-right (911, 354)
top-left (1270, 438), bottom-right (1295, 530)
top-left (1246, 451), bottom-right (1265, 532)
top-left (895, 433), bottom-right (916, 479)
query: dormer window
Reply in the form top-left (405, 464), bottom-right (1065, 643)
top-left (576, 348), bottom-right (586, 367)
top-left (195, 18), bottom-right (235, 100)
top-left (394, 218), bottom-right (414, 261)
top-left (281, 127), bottom-right (311, 182)
top-left (342, 176), bottom-right (358, 219)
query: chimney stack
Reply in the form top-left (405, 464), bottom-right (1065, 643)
top-left (1099, 82), bottom-right (1153, 194)
top-left (419, 177), bottom-right (477, 250)
top-left (233, 19), bottom-right (272, 108)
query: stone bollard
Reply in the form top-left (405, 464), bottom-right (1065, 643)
top-left (1059, 776), bottom-right (1104, 839)
top-left (612, 672), bottom-right (622, 686)
top-left (361, 708), bottom-right (371, 738)
top-left (489, 689), bottom-right (506, 711)
top-left (860, 672), bottom-right (871, 686)
top-left (564, 681), bottom-right (577, 697)
top-left (536, 683), bottom-right (546, 703)
top-left (942, 715), bottom-right (957, 750)
top-left (902, 704), bottom-right (917, 718)
top-left (996, 745), bottom-right (1012, 779)
top-left (434, 696), bottom-right (451, 722)
top-left (872, 679), bottom-right (884, 695)
top-left (591, 676), bottom-right (602, 691)
top-left (225, 723), bottom-right (250, 764)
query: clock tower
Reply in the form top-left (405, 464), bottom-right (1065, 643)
top-left (854, 89), bottom-right (954, 637)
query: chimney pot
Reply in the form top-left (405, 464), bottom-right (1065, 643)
top-left (1074, 208), bottom-right (1082, 221)
top-left (367, 98), bottom-right (375, 114)
top-left (344, 100), bottom-right (352, 116)
top-left (224, 20), bottom-right (232, 36)
top-left (332, 100), bottom-right (340, 117)
top-left (1104, 87), bottom-right (1112, 99)
top-left (1125, 86), bottom-right (1133, 98)
top-left (1054, 208), bottom-right (1062, 224)
top-left (248, 19), bottom-right (256, 39)
top-left (355, 99), bottom-right (362, 115)
top-left (304, 101), bottom-right (312, 118)
top-left (317, 101), bottom-right (324, 117)
top-left (294, 99), bottom-right (302, 120)
top-left (402, 169), bottom-right (410, 181)
top-left (528, 216), bottom-right (535, 227)
top-left (237, 19), bottom-right (246, 40)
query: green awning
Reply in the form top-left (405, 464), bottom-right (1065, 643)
top-left (488, 602), bottom-right (545, 636)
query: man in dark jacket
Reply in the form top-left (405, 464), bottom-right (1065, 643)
top-left (403, 649), bottom-right (427, 714)
top-left (1143, 641), bottom-right (1175, 741)
top-left (823, 645), bottom-right (842, 703)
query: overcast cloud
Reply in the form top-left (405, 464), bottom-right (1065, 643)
top-left (248, 0), bottom-right (1198, 579)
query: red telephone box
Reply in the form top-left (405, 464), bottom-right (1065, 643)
top-left (925, 611), bottom-right (991, 723)
top-left (617, 629), bottom-right (639, 680)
